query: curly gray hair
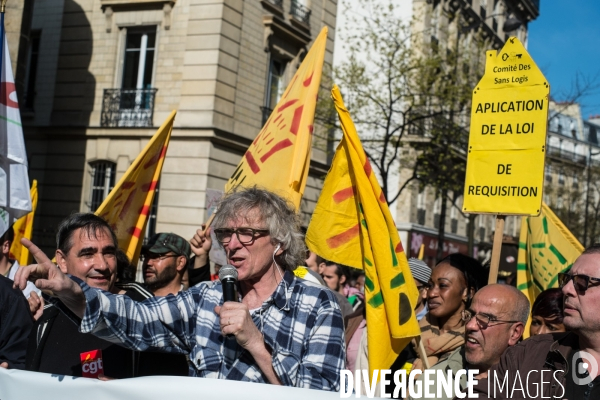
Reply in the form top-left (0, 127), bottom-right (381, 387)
top-left (212, 186), bottom-right (306, 272)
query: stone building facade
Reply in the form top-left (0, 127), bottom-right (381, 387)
top-left (17, 0), bottom-right (337, 253)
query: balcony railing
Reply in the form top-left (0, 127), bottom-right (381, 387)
top-left (266, 0), bottom-right (283, 7)
top-left (290, 0), bottom-right (311, 25)
top-left (547, 146), bottom-right (587, 165)
top-left (101, 88), bottom-right (158, 127)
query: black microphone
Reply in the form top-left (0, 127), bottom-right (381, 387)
top-left (219, 265), bottom-right (238, 303)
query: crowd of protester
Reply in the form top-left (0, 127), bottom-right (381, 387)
top-left (0, 186), bottom-right (598, 399)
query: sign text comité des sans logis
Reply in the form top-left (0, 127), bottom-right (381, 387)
top-left (463, 36), bottom-right (550, 216)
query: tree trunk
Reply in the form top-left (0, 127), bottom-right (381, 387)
top-left (436, 189), bottom-right (448, 262)
top-left (467, 214), bottom-right (476, 258)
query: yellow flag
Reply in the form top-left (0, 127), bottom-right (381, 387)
top-left (224, 28), bottom-right (328, 210)
top-left (96, 111), bottom-right (176, 264)
top-left (517, 202), bottom-right (583, 338)
top-left (306, 85), bottom-right (420, 375)
top-left (9, 180), bottom-right (37, 265)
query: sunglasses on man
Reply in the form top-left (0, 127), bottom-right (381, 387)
top-left (558, 273), bottom-right (600, 294)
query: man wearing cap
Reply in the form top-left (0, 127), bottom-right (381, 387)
top-left (408, 258), bottom-right (431, 321)
top-left (142, 233), bottom-right (191, 297)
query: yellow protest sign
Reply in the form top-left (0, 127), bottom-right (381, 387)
top-left (463, 37), bottom-right (549, 216)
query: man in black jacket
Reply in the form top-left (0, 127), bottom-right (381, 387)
top-left (475, 244), bottom-right (600, 399)
top-left (25, 213), bottom-right (189, 377)
top-left (0, 274), bottom-right (33, 369)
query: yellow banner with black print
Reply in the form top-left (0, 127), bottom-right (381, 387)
top-left (517, 202), bottom-right (583, 338)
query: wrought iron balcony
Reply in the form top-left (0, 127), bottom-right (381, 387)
top-left (101, 88), bottom-right (158, 127)
top-left (547, 145), bottom-right (587, 165)
top-left (266, 0), bottom-right (283, 7)
top-left (290, 0), bottom-right (311, 25)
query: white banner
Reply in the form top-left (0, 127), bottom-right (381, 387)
top-left (0, 31), bottom-right (32, 236)
top-left (0, 368), bottom-right (342, 400)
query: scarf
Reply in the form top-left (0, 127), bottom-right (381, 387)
top-left (411, 312), bottom-right (465, 371)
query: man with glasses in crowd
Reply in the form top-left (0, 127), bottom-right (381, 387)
top-left (474, 244), bottom-right (600, 399)
top-left (14, 187), bottom-right (345, 390)
top-left (409, 284), bottom-right (529, 400)
top-left (141, 233), bottom-right (191, 297)
top-left (138, 232), bottom-right (193, 376)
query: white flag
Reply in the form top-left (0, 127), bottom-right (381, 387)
top-left (0, 31), bottom-right (32, 236)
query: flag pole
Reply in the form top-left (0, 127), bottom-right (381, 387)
top-left (488, 215), bottom-right (505, 284)
top-left (416, 336), bottom-right (430, 369)
top-left (0, 0), bottom-right (6, 77)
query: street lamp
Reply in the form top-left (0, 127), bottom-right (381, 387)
top-left (502, 17), bottom-right (523, 32)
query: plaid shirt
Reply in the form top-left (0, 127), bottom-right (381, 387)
top-left (75, 271), bottom-right (345, 390)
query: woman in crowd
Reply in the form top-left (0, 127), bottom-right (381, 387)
top-left (529, 288), bottom-right (566, 336)
top-left (412, 253), bottom-right (488, 371)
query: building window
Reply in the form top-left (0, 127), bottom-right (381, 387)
top-left (451, 218), bottom-right (458, 234)
top-left (122, 27), bottom-right (156, 90)
top-left (558, 169), bottom-right (565, 185)
top-left (89, 161), bottom-right (116, 212)
top-left (573, 173), bottom-right (579, 189)
top-left (290, 0), bottom-right (311, 25)
top-left (262, 57), bottom-right (287, 124)
top-left (417, 190), bottom-right (426, 225)
top-left (478, 214), bottom-right (486, 242)
top-left (545, 164), bottom-right (552, 183)
top-left (478, 226), bottom-right (486, 242)
top-left (450, 202), bottom-right (458, 233)
top-left (23, 31), bottom-right (41, 110)
top-left (101, 26), bottom-right (158, 127)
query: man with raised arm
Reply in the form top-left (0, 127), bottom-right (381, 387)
top-left (22, 213), bottom-right (154, 378)
top-left (15, 187), bottom-right (345, 390)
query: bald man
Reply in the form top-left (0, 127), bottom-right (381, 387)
top-left (408, 284), bottom-right (529, 400)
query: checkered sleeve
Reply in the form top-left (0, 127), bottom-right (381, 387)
top-left (76, 276), bottom-right (202, 354)
top-left (266, 290), bottom-right (346, 391)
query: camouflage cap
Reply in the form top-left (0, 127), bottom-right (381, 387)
top-left (142, 232), bottom-right (191, 260)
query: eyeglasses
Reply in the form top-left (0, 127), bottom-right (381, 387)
top-left (461, 309), bottom-right (520, 329)
top-left (416, 284), bottom-right (430, 291)
top-left (558, 273), bottom-right (600, 294)
top-left (213, 228), bottom-right (269, 245)
top-left (140, 253), bottom-right (180, 262)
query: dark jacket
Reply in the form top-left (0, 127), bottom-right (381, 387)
top-left (26, 282), bottom-right (152, 377)
top-left (188, 258), bottom-right (211, 287)
top-left (26, 282), bottom-right (188, 377)
top-left (0, 275), bottom-right (34, 369)
top-left (474, 332), bottom-right (576, 399)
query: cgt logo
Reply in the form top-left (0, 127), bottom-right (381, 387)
top-left (572, 351), bottom-right (599, 386)
top-left (82, 359), bottom-right (104, 375)
top-left (80, 349), bottom-right (104, 378)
